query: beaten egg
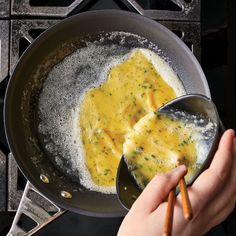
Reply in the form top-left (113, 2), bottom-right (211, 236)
top-left (123, 111), bottom-right (201, 189)
top-left (75, 48), bottom-right (185, 192)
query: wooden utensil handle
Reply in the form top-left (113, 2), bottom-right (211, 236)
top-left (163, 188), bottom-right (176, 236)
top-left (179, 178), bottom-right (193, 220)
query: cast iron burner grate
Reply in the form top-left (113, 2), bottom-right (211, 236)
top-left (0, 21), bottom-right (9, 83)
top-left (10, 0), bottom-right (200, 20)
top-left (0, 0), bottom-right (10, 18)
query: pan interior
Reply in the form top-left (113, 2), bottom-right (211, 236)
top-left (36, 32), bottom-right (166, 193)
top-left (20, 31), bottom-right (177, 215)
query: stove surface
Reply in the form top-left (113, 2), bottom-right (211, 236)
top-left (0, 0), bottom-right (235, 235)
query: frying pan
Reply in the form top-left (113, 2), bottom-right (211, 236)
top-left (4, 9), bottom-right (210, 224)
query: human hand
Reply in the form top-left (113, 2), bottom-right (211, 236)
top-left (118, 129), bottom-right (236, 236)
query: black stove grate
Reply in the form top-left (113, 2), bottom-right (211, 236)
top-left (10, 0), bottom-right (200, 21)
top-left (0, 20), bottom-right (9, 83)
top-left (11, 0), bottom-right (85, 17)
top-left (10, 19), bottom-right (59, 75)
top-left (0, 0), bottom-right (10, 18)
top-left (122, 0), bottom-right (200, 21)
top-left (0, 150), bottom-right (6, 212)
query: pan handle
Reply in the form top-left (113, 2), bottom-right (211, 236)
top-left (7, 181), bottom-right (66, 236)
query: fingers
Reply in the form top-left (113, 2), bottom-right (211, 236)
top-left (186, 130), bottom-right (235, 215)
top-left (207, 137), bottom-right (236, 217)
top-left (194, 129), bottom-right (235, 192)
top-left (209, 129), bottom-right (235, 181)
top-left (132, 165), bottom-right (187, 214)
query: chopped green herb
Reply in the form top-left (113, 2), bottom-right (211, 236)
top-left (129, 165), bottom-right (137, 171)
top-left (142, 178), bottom-right (149, 186)
top-left (104, 169), bottom-right (111, 175)
top-left (134, 146), bottom-right (144, 154)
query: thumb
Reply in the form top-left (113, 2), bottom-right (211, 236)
top-left (132, 165), bottom-right (187, 214)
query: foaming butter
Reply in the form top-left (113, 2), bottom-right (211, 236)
top-left (75, 48), bottom-right (185, 192)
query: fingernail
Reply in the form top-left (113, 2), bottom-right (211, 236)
top-left (174, 165), bottom-right (187, 173)
top-left (228, 129), bottom-right (235, 138)
top-left (232, 129), bottom-right (235, 137)
top-left (233, 129), bottom-right (236, 138)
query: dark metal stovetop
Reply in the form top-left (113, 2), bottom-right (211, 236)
top-left (0, 0), bottom-right (234, 235)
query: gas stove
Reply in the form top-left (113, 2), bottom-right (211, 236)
top-left (0, 0), bottom-right (234, 235)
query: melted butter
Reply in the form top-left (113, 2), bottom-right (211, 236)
top-left (124, 112), bottom-right (200, 189)
top-left (79, 50), bottom-right (179, 187)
